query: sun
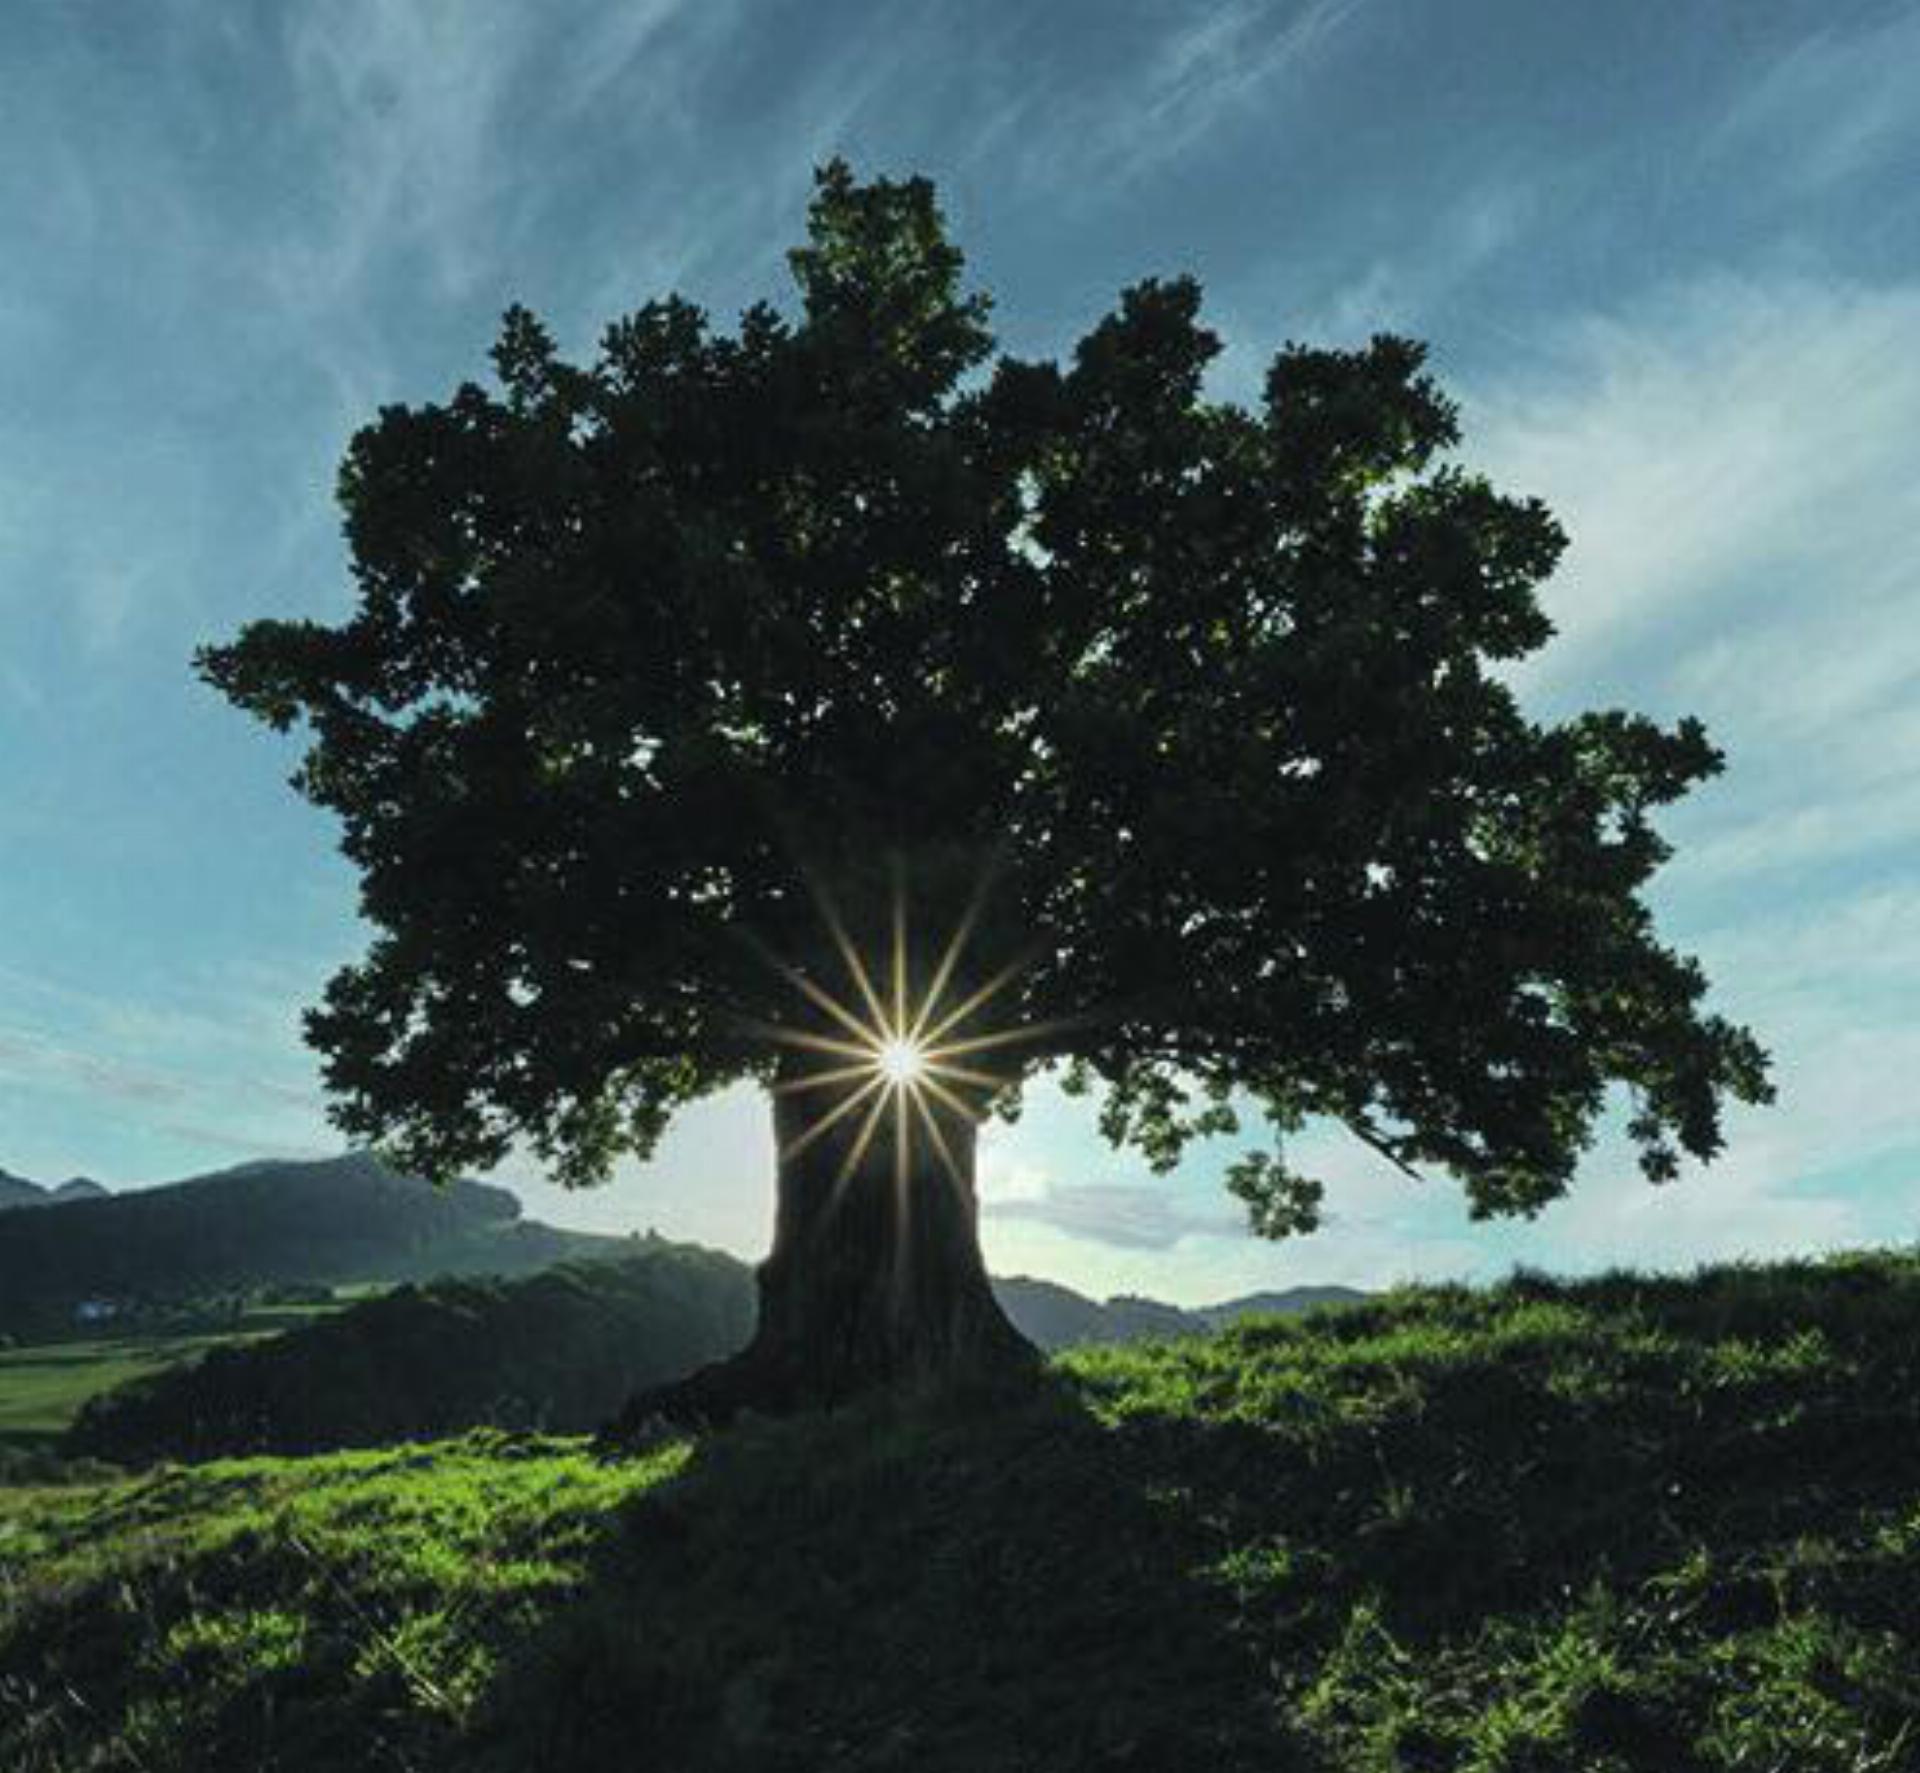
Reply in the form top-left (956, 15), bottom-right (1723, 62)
top-left (742, 866), bottom-right (1082, 1211)
top-left (877, 1037), bottom-right (927, 1086)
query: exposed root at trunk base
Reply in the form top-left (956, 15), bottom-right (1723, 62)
top-left (596, 1334), bottom-right (1043, 1451)
top-left (597, 1350), bottom-right (797, 1447)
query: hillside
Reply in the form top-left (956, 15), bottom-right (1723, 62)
top-left (4, 1250), bottom-right (1918, 1770)
top-left (0, 1147), bottom-right (1360, 1354)
top-left (65, 1246), bottom-right (756, 1463)
top-left (0, 1154), bottom-right (628, 1338)
top-left (38, 1260), bottom-right (1352, 1465)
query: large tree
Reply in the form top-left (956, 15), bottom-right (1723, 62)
top-left (201, 163), bottom-right (1770, 1415)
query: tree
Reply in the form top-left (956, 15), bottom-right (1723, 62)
top-left (200, 162), bottom-right (1771, 1416)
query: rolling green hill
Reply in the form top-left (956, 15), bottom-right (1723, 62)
top-left (40, 1259), bottom-right (1355, 1467)
top-left (64, 1247), bottom-right (755, 1464)
top-left (4, 1249), bottom-right (1917, 1770)
top-left (0, 1303), bottom-right (345, 1459)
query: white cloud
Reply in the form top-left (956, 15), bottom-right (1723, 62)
top-left (978, 1152), bottom-right (1051, 1204)
top-left (1468, 274), bottom-right (1920, 706)
top-left (985, 1180), bottom-right (1241, 1250)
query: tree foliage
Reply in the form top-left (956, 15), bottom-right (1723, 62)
top-left (200, 162), bottom-right (1771, 1234)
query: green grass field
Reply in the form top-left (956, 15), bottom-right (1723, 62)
top-left (0, 1303), bottom-right (347, 1453)
top-left (4, 1252), bottom-right (1919, 1771)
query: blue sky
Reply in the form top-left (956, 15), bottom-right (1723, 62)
top-left (2, 0), bottom-right (1917, 1304)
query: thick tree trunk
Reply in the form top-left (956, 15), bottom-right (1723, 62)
top-left (606, 1082), bottom-right (1037, 1436)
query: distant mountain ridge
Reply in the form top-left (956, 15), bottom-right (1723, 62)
top-left (0, 1152), bottom-right (1367, 1347)
top-left (0, 1152), bottom-right (628, 1338)
top-left (0, 1168), bottom-right (109, 1211)
top-left (990, 1275), bottom-right (1367, 1350)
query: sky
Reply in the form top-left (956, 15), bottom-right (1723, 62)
top-left (2, 0), bottom-right (1917, 1305)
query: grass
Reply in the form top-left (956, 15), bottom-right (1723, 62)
top-left (0, 1305), bottom-right (345, 1454)
top-left (3, 1250), bottom-right (1920, 1769)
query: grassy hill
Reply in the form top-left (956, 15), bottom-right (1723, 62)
top-left (35, 1261), bottom-right (1353, 1467)
top-left (0, 1168), bottom-right (1365, 1466)
top-left (0, 1301), bottom-right (349, 1459)
top-left (64, 1247), bottom-right (755, 1464)
top-left (4, 1249), bottom-right (1918, 1770)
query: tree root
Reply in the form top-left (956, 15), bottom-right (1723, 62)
top-left (595, 1350), bottom-right (790, 1449)
top-left (595, 1329), bottom-right (1043, 1453)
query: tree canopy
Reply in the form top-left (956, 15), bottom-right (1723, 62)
top-left (200, 161), bottom-right (1771, 1237)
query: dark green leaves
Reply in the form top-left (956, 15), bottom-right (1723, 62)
top-left (200, 163), bottom-right (1769, 1216)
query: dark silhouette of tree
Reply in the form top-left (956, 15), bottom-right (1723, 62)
top-left (199, 163), bottom-right (1770, 1414)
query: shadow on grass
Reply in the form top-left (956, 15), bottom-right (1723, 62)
top-left (469, 1376), bottom-right (1328, 1772)
top-left (378, 1258), bottom-right (1920, 1767)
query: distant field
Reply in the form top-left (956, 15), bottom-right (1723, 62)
top-left (0, 1302), bottom-right (345, 1452)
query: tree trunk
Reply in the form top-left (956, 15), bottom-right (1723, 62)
top-left (606, 1081), bottom-right (1037, 1436)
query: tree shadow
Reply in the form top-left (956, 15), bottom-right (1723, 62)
top-left (467, 1374), bottom-right (1332, 1772)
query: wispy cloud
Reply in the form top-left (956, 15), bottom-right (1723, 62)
top-left (0, 962), bottom-right (332, 1176)
top-left (271, 3), bottom-right (533, 308)
top-left (962, 0), bottom-right (1368, 198)
top-left (1469, 273), bottom-right (1920, 704)
top-left (0, 1027), bottom-right (189, 1105)
top-left (1715, 10), bottom-right (1920, 195)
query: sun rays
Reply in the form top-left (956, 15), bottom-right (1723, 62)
top-left (748, 867), bottom-right (1071, 1220)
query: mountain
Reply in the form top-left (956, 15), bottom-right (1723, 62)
top-left (51, 1177), bottom-right (108, 1203)
top-left (2, 1149), bottom-right (1364, 1347)
top-left (0, 1152), bottom-right (628, 1338)
top-left (1198, 1285), bottom-right (1371, 1327)
top-left (991, 1275), bottom-right (1365, 1350)
top-left (0, 1169), bottom-right (111, 1211)
top-left (0, 1169), bottom-right (45, 1211)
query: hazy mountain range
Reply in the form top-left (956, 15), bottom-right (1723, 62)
top-left (0, 1154), bottom-right (1364, 1346)
top-left (0, 1168), bottom-right (109, 1211)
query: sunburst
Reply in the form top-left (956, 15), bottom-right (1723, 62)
top-left (745, 867), bottom-right (1076, 1221)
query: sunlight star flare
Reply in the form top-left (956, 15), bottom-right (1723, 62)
top-left (748, 867), bottom-right (1083, 1221)
top-left (878, 1037), bottom-right (928, 1086)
